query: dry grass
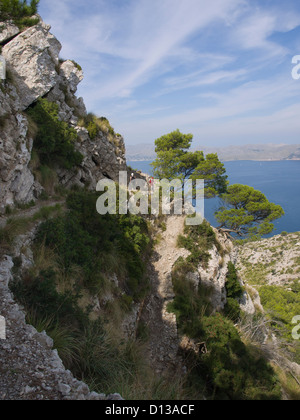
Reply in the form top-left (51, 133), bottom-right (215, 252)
top-left (0, 217), bottom-right (30, 255)
top-left (273, 365), bottom-right (300, 400)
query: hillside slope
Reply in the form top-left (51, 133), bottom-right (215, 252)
top-left (0, 16), bottom-right (126, 213)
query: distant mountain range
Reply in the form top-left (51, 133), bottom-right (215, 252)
top-left (126, 143), bottom-right (300, 162)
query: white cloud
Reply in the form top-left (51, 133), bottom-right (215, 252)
top-left (231, 7), bottom-right (300, 58)
top-left (39, 0), bottom-right (300, 147)
top-left (42, 0), bottom-right (245, 100)
top-left (118, 74), bottom-right (300, 144)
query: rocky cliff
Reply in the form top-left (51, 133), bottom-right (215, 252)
top-left (0, 16), bottom-right (127, 213)
top-left (0, 14), bottom-right (130, 400)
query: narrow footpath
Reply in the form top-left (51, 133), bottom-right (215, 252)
top-left (141, 215), bottom-right (190, 375)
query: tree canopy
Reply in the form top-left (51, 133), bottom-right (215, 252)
top-left (151, 129), bottom-right (228, 198)
top-left (215, 184), bottom-right (285, 238)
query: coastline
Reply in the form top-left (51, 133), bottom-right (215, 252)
top-left (127, 158), bottom-right (300, 162)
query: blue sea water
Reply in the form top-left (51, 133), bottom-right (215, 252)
top-left (127, 160), bottom-right (300, 236)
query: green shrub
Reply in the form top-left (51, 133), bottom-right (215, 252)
top-left (168, 258), bottom-right (212, 338)
top-left (71, 60), bottom-right (82, 71)
top-left (26, 98), bottom-right (83, 170)
top-left (171, 222), bottom-right (281, 400)
top-left (189, 313), bottom-right (281, 400)
top-left (259, 285), bottom-right (300, 363)
top-left (177, 220), bottom-right (220, 269)
top-left (223, 262), bottom-right (244, 322)
top-left (36, 190), bottom-right (150, 299)
top-left (225, 262), bottom-right (244, 299)
top-left (11, 268), bottom-right (84, 326)
top-left (0, 0), bottom-right (40, 28)
top-left (78, 113), bottom-right (116, 140)
top-left (224, 297), bottom-right (241, 322)
top-left (0, 217), bottom-right (30, 254)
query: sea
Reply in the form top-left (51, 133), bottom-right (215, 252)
top-left (127, 160), bottom-right (300, 236)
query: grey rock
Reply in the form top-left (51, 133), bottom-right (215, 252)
top-left (0, 21), bottom-right (20, 43)
top-left (60, 60), bottom-right (83, 94)
top-left (33, 331), bottom-right (54, 349)
top-left (0, 15), bottom-right (127, 400)
top-left (107, 393), bottom-right (124, 401)
top-left (58, 383), bottom-right (71, 396)
top-left (2, 22), bottom-right (61, 110)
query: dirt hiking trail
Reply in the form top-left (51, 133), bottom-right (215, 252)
top-left (141, 215), bottom-right (190, 375)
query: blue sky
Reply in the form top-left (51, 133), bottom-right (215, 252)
top-left (39, 0), bottom-right (300, 147)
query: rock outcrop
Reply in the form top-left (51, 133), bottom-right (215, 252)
top-left (0, 21), bottom-right (20, 44)
top-left (192, 229), bottom-right (255, 314)
top-left (0, 17), bottom-right (126, 213)
top-left (0, 228), bottom-right (123, 400)
top-left (2, 20), bottom-right (61, 110)
top-left (0, 15), bottom-right (130, 399)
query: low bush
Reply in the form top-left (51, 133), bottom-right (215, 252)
top-left (170, 219), bottom-right (281, 400)
top-left (78, 113), bottom-right (116, 141)
top-left (224, 262), bottom-right (244, 322)
top-left (225, 262), bottom-right (244, 299)
top-left (0, 0), bottom-right (40, 29)
top-left (168, 258), bottom-right (212, 338)
top-left (26, 98), bottom-right (83, 170)
top-left (36, 190), bottom-right (150, 299)
top-left (259, 285), bottom-right (300, 363)
top-left (191, 313), bottom-right (281, 400)
top-left (177, 220), bottom-right (221, 269)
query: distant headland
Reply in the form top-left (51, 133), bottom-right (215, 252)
top-left (126, 143), bottom-right (300, 162)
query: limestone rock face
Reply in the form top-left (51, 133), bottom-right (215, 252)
top-left (60, 60), bottom-right (83, 94)
top-left (0, 18), bottom-right (127, 212)
top-left (0, 21), bottom-right (20, 43)
top-left (45, 58), bottom-right (127, 186)
top-left (2, 21), bottom-right (61, 110)
top-left (198, 242), bottom-right (230, 312)
top-left (196, 229), bottom-right (255, 314)
top-left (0, 111), bottom-right (40, 211)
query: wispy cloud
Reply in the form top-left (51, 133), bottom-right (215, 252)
top-left (39, 0), bottom-right (300, 146)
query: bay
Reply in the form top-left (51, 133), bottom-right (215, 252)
top-left (127, 160), bottom-right (300, 236)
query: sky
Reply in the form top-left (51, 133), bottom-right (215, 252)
top-left (39, 0), bottom-right (300, 147)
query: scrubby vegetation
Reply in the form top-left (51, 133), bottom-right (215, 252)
top-left (10, 190), bottom-right (168, 398)
top-left (0, 0), bottom-right (40, 29)
top-left (260, 285), bottom-right (300, 364)
top-left (236, 233), bottom-right (300, 368)
top-left (26, 98), bottom-right (83, 170)
top-left (78, 113), bottom-right (115, 140)
top-left (169, 221), bottom-right (281, 400)
top-left (35, 190), bottom-right (151, 299)
top-left (177, 219), bottom-right (222, 269)
top-left (0, 203), bottom-right (62, 256)
top-left (189, 313), bottom-right (281, 400)
top-left (224, 262), bottom-right (244, 322)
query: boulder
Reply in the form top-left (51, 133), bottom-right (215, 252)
top-left (0, 21), bottom-right (20, 44)
top-left (2, 21), bottom-right (61, 110)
